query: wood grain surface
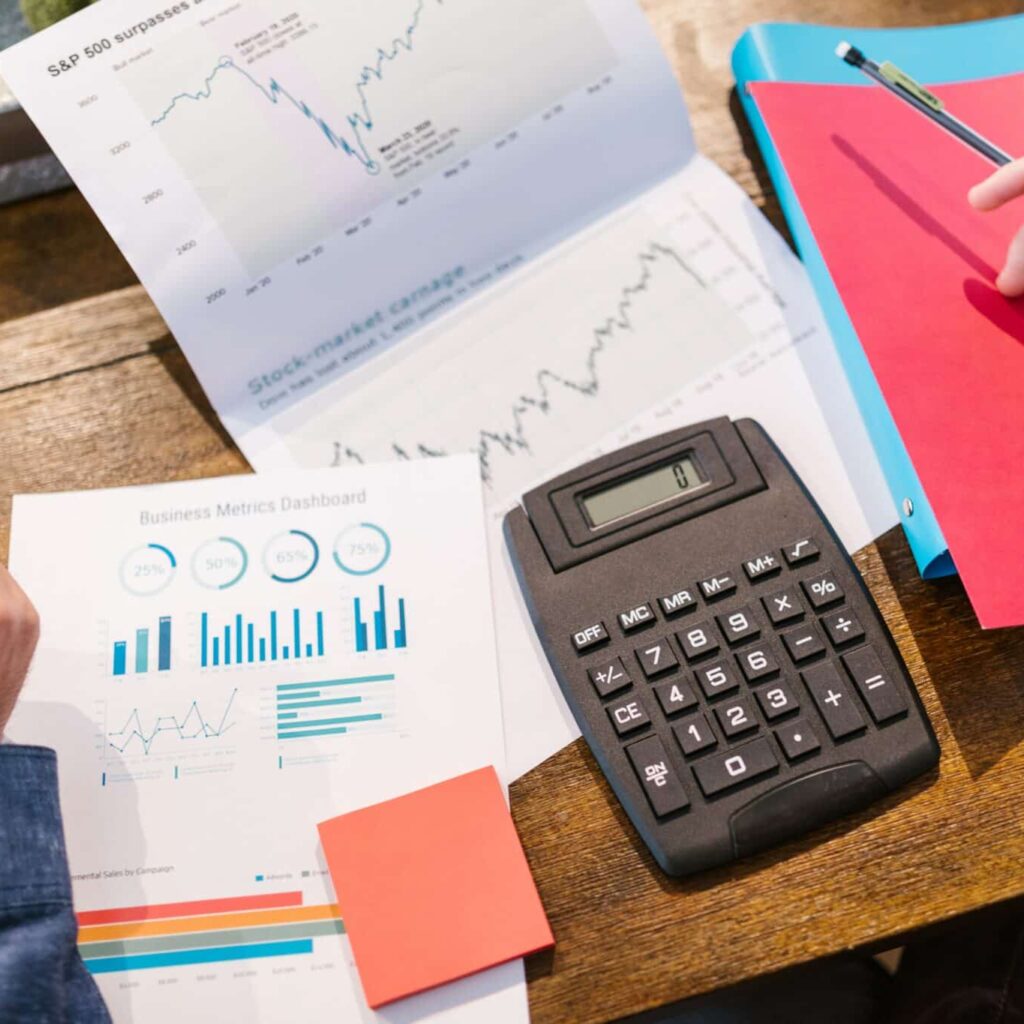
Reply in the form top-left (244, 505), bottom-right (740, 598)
top-left (2, 1), bottom-right (1024, 1021)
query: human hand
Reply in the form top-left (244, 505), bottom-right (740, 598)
top-left (968, 158), bottom-right (1024, 297)
top-left (0, 566), bottom-right (40, 739)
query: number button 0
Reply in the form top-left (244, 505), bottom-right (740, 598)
top-left (672, 713), bottom-right (717, 757)
top-left (635, 639), bottom-right (679, 678)
top-left (715, 697), bottom-right (758, 738)
top-left (676, 622), bottom-right (720, 660)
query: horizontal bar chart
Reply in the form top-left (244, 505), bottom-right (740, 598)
top-left (273, 674), bottom-right (395, 741)
top-left (77, 891), bottom-right (342, 975)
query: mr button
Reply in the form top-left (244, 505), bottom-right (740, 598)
top-left (572, 621), bottom-right (609, 653)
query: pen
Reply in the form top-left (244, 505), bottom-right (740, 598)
top-left (835, 41), bottom-right (1012, 167)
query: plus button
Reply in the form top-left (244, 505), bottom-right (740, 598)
top-left (824, 689), bottom-right (842, 707)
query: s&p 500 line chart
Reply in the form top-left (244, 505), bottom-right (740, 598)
top-left (120, 0), bottom-right (616, 276)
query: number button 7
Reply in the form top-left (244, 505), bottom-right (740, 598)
top-left (635, 639), bottom-right (679, 678)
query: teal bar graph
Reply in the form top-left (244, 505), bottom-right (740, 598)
top-left (111, 618), bottom-right (171, 676)
top-left (353, 587), bottom-right (408, 652)
top-left (201, 608), bottom-right (326, 669)
top-left (274, 674), bottom-right (393, 741)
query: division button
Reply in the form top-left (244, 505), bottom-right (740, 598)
top-left (715, 697), bottom-right (759, 738)
top-left (801, 571), bottom-right (845, 610)
top-left (780, 622), bottom-right (826, 663)
top-left (802, 662), bottom-right (866, 740)
top-left (783, 538), bottom-right (819, 566)
top-left (694, 659), bottom-right (741, 700)
top-left (626, 735), bottom-right (690, 817)
top-left (657, 588), bottom-right (698, 617)
top-left (756, 681), bottom-right (800, 721)
top-left (698, 571), bottom-right (737, 601)
top-left (692, 736), bottom-right (778, 797)
top-left (635, 638), bottom-right (679, 678)
top-left (617, 602), bottom-right (656, 633)
top-left (672, 712), bottom-right (717, 757)
top-left (737, 645), bottom-right (780, 683)
top-left (587, 657), bottom-right (632, 698)
top-left (842, 647), bottom-right (907, 723)
top-left (821, 608), bottom-right (866, 647)
top-left (716, 605), bottom-right (760, 645)
top-left (762, 586), bottom-right (805, 625)
top-left (606, 695), bottom-right (651, 736)
top-left (572, 622), bottom-right (609, 653)
top-left (743, 551), bottom-right (781, 581)
top-left (676, 621), bottom-right (720, 661)
top-left (775, 718), bottom-right (822, 761)
top-left (653, 679), bottom-right (699, 717)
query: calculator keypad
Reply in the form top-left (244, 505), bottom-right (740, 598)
top-left (575, 536), bottom-right (913, 820)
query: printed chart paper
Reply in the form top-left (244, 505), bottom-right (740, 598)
top-left (0, 0), bottom-right (691, 437)
top-left (7, 458), bottom-right (522, 1024)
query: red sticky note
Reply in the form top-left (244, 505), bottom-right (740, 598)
top-left (317, 766), bottom-right (554, 1008)
top-left (750, 74), bottom-right (1024, 627)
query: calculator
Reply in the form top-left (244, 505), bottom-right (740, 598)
top-left (504, 417), bottom-right (939, 876)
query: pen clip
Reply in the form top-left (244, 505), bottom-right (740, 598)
top-left (878, 61), bottom-right (944, 111)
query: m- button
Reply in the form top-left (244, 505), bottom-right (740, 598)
top-left (571, 621), bottom-right (609, 653)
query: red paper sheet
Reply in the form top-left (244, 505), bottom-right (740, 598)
top-left (751, 75), bottom-right (1024, 628)
top-left (317, 766), bottom-right (553, 1008)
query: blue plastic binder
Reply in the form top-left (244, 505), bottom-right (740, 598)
top-left (732, 16), bottom-right (1024, 579)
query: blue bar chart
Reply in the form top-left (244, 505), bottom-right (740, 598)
top-left (274, 673), bottom-right (395, 742)
top-left (353, 586), bottom-right (408, 653)
top-left (201, 608), bottom-right (326, 669)
top-left (112, 617), bottom-right (173, 677)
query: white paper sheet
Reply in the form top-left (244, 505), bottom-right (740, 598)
top-left (7, 458), bottom-right (524, 1024)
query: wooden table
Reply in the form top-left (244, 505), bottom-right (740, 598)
top-left (2, 1), bottom-right (1024, 1021)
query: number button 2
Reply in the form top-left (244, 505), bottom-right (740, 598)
top-left (672, 713), bottom-right (717, 756)
top-left (635, 639), bottom-right (679, 678)
top-left (715, 697), bottom-right (758, 738)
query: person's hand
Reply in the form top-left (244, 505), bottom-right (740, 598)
top-left (968, 158), bottom-right (1024, 297)
top-left (0, 566), bottom-right (40, 739)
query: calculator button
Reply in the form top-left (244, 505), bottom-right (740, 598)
top-left (698, 572), bottom-right (736, 601)
top-left (626, 735), bottom-right (690, 817)
top-left (780, 622), bottom-right (826, 663)
top-left (802, 571), bottom-right (844, 610)
top-left (762, 586), bottom-right (805, 625)
top-left (606, 695), bottom-right (651, 736)
top-left (743, 552), bottom-right (781, 581)
top-left (842, 647), bottom-right (907, 724)
top-left (737, 645), bottom-right (780, 683)
top-left (635, 639), bottom-right (679, 678)
top-left (694, 660), bottom-right (740, 700)
top-left (692, 736), bottom-right (778, 797)
top-left (715, 698), bottom-right (759, 738)
top-left (572, 622), bottom-right (609, 653)
top-left (657, 588), bottom-right (698, 618)
top-left (756, 681), bottom-right (800, 721)
top-left (672, 713), bottom-right (717, 757)
top-left (715, 606), bottom-right (760, 645)
top-left (802, 662), bottom-right (866, 740)
top-left (653, 679), bottom-right (699, 717)
top-left (775, 718), bottom-right (822, 761)
top-left (618, 602), bottom-right (656, 633)
top-left (676, 622), bottom-right (719, 661)
top-left (587, 658), bottom-right (632, 698)
top-left (783, 538), bottom-right (819, 566)
top-left (821, 609), bottom-right (865, 647)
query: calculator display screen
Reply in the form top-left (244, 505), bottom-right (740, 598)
top-left (581, 455), bottom-right (707, 527)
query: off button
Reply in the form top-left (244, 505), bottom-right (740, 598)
top-left (571, 621), bottom-right (609, 653)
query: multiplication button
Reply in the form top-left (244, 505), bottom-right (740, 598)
top-left (762, 586), bottom-right (804, 625)
top-left (587, 658), bottom-right (631, 698)
top-left (571, 621), bottom-right (609, 653)
top-left (626, 735), bottom-right (689, 817)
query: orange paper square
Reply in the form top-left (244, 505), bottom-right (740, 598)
top-left (318, 765), bottom-right (554, 1008)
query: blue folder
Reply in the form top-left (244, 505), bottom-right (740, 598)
top-left (732, 16), bottom-right (1024, 578)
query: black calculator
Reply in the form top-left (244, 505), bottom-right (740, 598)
top-left (504, 417), bottom-right (939, 876)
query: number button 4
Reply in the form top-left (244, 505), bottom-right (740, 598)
top-left (672, 713), bottom-right (717, 757)
top-left (635, 638), bottom-right (679, 678)
top-left (653, 679), bottom-right (699, 717)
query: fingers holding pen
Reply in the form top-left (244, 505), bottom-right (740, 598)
top-left (968, 157), bottom-right (1024, 211)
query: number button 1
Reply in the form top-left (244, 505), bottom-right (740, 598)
top-left (672, 713), bottom-right (717, 757)
top-left (635, 639), bottom-right (679, 678)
